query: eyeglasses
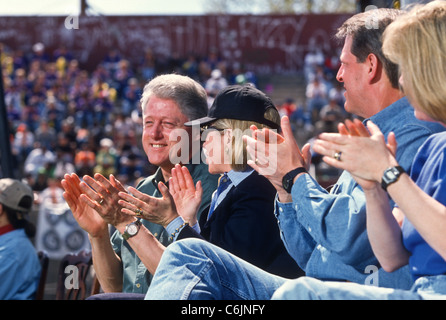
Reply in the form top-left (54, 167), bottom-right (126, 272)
top-left (200, 125), bottom-right (226, 139)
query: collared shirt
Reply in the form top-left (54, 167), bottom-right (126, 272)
top-left (275, 97), bottom-right (445, 289)
top-left (165, 169), bottom-right (255, 239)
top-left (0, 229), bottom-right (41, 300)
top-left (110, 162), bottom-right (219, 294)
top-left (402, 132), bottom-right (446, 280)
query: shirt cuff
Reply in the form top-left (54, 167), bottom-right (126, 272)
top-left (165, 216), bottom-right (186, 241)
top-left (191, 221), bottom-right (201, 234)
top-left (275, 193), bottom-right (295, 218)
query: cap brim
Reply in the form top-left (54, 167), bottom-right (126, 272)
top-left (184, 117), bottom-right (217, 127)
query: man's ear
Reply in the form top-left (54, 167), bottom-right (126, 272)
top-left (367, 53), bottom-right (383, 84)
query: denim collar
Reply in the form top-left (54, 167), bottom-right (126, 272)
top-left (365, 97), bottom-right (411, 134)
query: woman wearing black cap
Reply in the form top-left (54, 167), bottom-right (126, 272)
top-left (0, 178), bottom-right (41, 299)
top-left (121, 84), bottom-right (303, 279)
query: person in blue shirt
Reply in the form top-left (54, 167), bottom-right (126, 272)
top-left (0, 178), bottom-right (41, 300)
top-left (281, 1), bottom-right (446, 299)
top-left (144, 7), bottom-right (445, 300)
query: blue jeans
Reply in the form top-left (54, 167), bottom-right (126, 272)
top-left (146, 239), bottom-right (446, 300)
top-left (145, 238), bottom-right (287, 300)
top-left (272, 276), bottom-right (446, 300)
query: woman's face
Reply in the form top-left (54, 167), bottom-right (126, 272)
top-left (202, 126), bottom-right (232, 174)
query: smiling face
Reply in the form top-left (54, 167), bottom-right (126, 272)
top-left (142, 96), bottom-right (191, 174)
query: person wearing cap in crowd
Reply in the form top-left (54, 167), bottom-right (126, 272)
top-left (119, 84), bottom-right (303, 279)
top-left (62, 74), bottom-right (219, 298)
top-left (0, 178), bottom-right (41, 300)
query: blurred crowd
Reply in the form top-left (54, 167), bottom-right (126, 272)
top-left (1, 42), bottom-right (348, 193)
top-left (0, 43), bottom-right (257, 192)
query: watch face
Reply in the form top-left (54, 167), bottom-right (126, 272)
top-left (385, 171), bottom-right (396, 180)
top-left (127, 224), bottom-right (138, 235)
top-left (384, 168), bottom-right (399, 181)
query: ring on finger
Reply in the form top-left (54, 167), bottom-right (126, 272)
top-left (98, 197), bottom-right (105, 205)
top-left (333, 151), bottom-right (342, 161)
top-left (135, 208), bottom-right (143, 216)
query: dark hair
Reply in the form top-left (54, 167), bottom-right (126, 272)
top-left (335, 8), bottom-right (405, 89)
top-left (3, 195), bottom-right (36, 238)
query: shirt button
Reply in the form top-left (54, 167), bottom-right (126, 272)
top-left (308, 227), bottom-right (312, 232)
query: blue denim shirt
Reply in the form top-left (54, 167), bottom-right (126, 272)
top-left (275, 97), bottom-right (445, 289)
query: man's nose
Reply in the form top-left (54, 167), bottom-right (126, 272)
top-left (336, 67), bottom-right (344, 83)
top-left (149, 122), bottom-right (164, 139)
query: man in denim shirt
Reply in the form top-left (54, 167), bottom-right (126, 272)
top-left (145, 9), bottom-right (444, 300)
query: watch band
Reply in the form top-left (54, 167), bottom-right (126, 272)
top-left (122, 219), bottom-right (142, 241)
top-left (282, 167), bottom-right (307, 193)
top-left (381, 166), bottom-right (405, 191)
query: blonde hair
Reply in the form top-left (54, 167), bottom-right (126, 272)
top-left (382, 0), bottom-right (446, 122)
top-left (212, 108), bottom-right (281, 172)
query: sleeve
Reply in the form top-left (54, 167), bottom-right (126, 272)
top-left (283, 172), bottom-right (373, 267)
top-left (165, 216), bottom-right (204, 242)
top-left (214, 184), bottom-right (281, 269)
top-left (0, 252), bottom-right (26, 299)
top-left (275, 197), bottom-right (316, 270)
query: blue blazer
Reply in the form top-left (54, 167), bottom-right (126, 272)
top-left (179, 171), bottom-right (303, 279)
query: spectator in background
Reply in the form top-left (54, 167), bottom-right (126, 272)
top-left (0, 178), bottom-right (41, 300)
top-left (316, 98), bottom-right (346, 133)
top-left (94, 138), bottom-right (117, 177)
top-left (74, 143), bottom-right (96, 177)
top-left (122, 78), bottom-right (142, 117)
top-left (278, 98), bottom-right (297, 118)
top-left (12, 123), bottom-right (35, 169)
top-left (140, 49), bottom-right (157, 81)
top-left (205, 69), bottom-right (228, 107)
top-left (23, 142), bottom-right (56, 179)
top-left (305, 77), bottom-right (328, 122)
top-left (34, 120), bottom-right (57, 150)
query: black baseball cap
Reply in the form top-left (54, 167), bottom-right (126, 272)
top-left (185, 84), bottom-right (280, 130)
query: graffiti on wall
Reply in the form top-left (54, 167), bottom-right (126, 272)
top-left (0, 14), bottom-right (350, 73)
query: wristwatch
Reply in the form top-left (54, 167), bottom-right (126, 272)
top-left (381, 166), bottom-right (405, 191)
top-left (122, 219), bottom-right (142, 240)
top-left (282, 167), bottom-right (307, 193)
